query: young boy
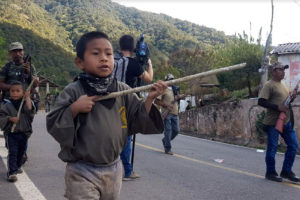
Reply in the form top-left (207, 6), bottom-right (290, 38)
top-left (0, 81), bottom-right (35, 182)
top-left (46, 31), bottom-right (167, 200)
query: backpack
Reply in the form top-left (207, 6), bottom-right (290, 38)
top-left (113, 52), bottom-right (129, 83)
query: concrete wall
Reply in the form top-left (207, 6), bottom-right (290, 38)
top-left (179, 98), bottom-right (300, 147)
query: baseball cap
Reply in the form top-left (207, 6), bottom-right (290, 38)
top-left (269, 61), bottom-right (289, 70)
top-left (165, 73), bottom-right (175, 81)
top-left (9, 42), bottom-right (23, 51)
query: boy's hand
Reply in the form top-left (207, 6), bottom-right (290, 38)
top-left (145, 81), bottom-right (167, 113)
top-left (9, 117), bottom-right (19, 124)
top-left (24, 90), bottom-right (31, 99)
top-left (148, 81), bottom-right (167, 101)
top-left (32, 76), bottom-right (39, 87)
top-left (70, 95), bottom-right (98, 118)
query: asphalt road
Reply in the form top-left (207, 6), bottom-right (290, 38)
top-left (0, 112), bottom-right (300, 200)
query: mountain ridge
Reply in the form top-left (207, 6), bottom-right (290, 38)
top-left (0, 0), bottom-right (232, 87)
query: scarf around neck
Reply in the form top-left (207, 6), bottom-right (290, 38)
top-left (75, 73), bottom-right (117, 109)
top-left (10, 98), bottom-right (23, 111)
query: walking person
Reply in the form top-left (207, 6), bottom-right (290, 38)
top-left (0, 81), bottom-right (35, 182)
top-left (45, 93), bottom-right (51, 113)
top-left (0, 42), bottom-right (38, 163)
top-left (46, 31), bottom-right (166, 200)
top-left (31, 89), bottom-right (40, 113)
top-left (258, 61), bottom-right (299, 182)
top-left (114, 34), bottom-right (153, 181)
top-left (155, 74), bottom-right (184, 155)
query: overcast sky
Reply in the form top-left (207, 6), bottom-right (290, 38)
top-left (112, 0), bottom-right (300, 46)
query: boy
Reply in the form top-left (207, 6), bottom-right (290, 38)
top-left (46, 31), bottom-right (167, 200)
top-left (0, 81), bottom-right (35, 182)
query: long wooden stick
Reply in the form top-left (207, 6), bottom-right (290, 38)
top-left (95, 63), bottom-right (247, 101)
top-left (11, 78), bottom-right (36, 132)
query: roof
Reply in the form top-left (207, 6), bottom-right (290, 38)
top-left (271, 42), bottom-right (300, 55)
top-left (38, 76), bottom-right (59, 88)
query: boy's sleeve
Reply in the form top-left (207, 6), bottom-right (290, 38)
top-left (23, 100), bottom-right (36, 118)
top-left (0, 105), bottom-right (11, 131)
top-left (126, 92), bottom-right (164, 135)
top-left (46, 86), bottom-right (79, 148)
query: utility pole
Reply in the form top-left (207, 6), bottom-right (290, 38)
top-left (259, 0), bottom-right (274, 91)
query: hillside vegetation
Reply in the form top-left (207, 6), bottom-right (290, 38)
top-left (0, 0), bottom-right (265, 99)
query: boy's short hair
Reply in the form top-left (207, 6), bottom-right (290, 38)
top-left (119, 35), bottom-right (134, 52)
top-left (10, 81), bottom-right (24, 90)
top-left (76, 31), bottom-right (110, 60)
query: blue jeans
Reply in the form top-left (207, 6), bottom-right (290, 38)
top-left (162, 114), bottom-right (179, 152)
top-left (265, 122), bottom-right (298, 173)
top-left (120, 136), bottom-right (133, 177)
top-left (34, 102), bottom-right (39, 112)
top-left (6, 132), bottom-right (28, 175)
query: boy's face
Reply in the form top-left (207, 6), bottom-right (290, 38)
top-left (10, 85), bottom-right (24, 100)
top-left (76, 38), bottom-right (114, 78)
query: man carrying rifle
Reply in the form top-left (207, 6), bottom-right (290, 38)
top-left (258, 61), bottom-right (299, 183)
top-left (0, 42), bottom-right (37, 98)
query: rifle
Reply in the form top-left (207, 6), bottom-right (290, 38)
top-left (161, 94), bottom-right (185, 119)
top-left (22, 54), bottom-right (31, 84)
top-left (275, 80), bottom-right (300, 133)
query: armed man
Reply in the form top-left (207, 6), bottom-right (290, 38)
top-left (0, 42), bottom-right (38, 98)
top-left (155, 74), bottom-right (184, 155)
top-left (258, 61), bottom-right (299, 183)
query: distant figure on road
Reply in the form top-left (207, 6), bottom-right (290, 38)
top-left (0, 81), bottom-right (35, 182)
top-left (155, 73), bottom-right (184, 155)
top-left (45, 93), bottom-right (51, 113)
top-left (46, 31), bottom-right (166, 200)
top-left (258, 62), bottom-right (299, 183)
top-left (31, 89), bottom-right (40, 113)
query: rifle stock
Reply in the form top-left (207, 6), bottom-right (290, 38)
top-left (275, 112), bottom-right (286, 133)
top-left (275, 80), bottom-right (300, 134)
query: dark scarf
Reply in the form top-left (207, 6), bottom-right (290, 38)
top-left (75, 73), bottom-right (117, 109)
top-left (10, 98), bottom-right (23, 111)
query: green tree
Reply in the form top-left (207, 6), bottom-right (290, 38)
top-left (214, 33), bottom-right (264, 97)
top-left (0, 34), bottom-right (6, 67)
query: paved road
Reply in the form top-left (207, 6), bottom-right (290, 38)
top-left (0, 112), bottom-right (300, 200)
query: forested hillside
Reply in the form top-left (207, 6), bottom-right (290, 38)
top-left (0, 0), bottom-right (231, 87)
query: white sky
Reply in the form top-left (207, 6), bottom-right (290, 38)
top-left (112, 0), bottom-right (300, 46)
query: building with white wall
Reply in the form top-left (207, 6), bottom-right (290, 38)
top-left (271, 43), bottom-right (300, 90)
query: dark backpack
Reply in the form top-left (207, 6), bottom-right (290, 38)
top-left (113, 52), bottom-right (129, 83)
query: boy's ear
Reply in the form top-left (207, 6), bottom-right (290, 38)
top-left (75, 57), bottom-right (84, 70)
